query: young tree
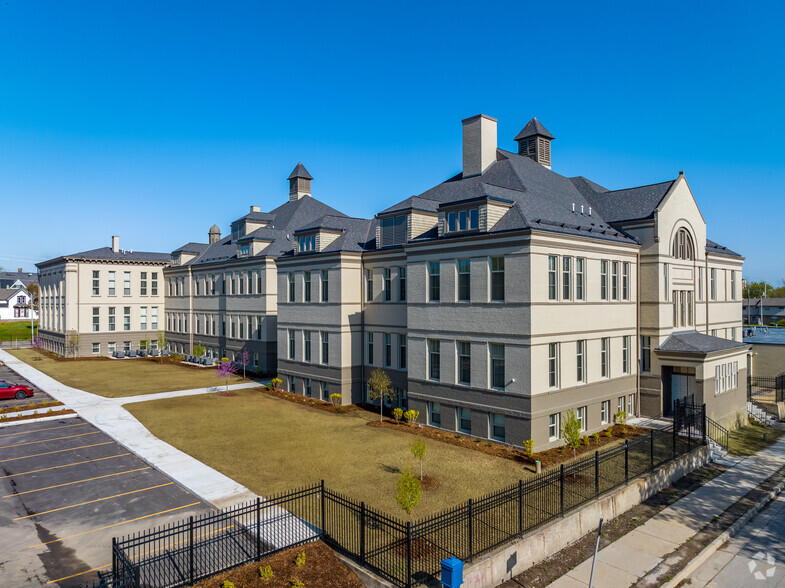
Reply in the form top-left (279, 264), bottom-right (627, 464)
top-left (26, 283), bottom-right (39, 311)
top-left (193, 343), bottom-right (206, 357)
top-left (395, 467), bottom-right (422, 518)
top-left (239, 349), bottom-right (250, 379)
top-left (561, 409), bottom-right (582, 460)
top-left (156, 330), bottom-right (167, 361)
top-left (367, 368), bottom-right (394, 422)
top-left (66, 330), bottom-right (80, 358)
top-left (410, 437), bottom-right (427, 481)
top-left (216, 359), bottom-right (237, 392)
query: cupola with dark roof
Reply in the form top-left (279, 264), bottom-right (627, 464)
top-left (288, 162), bottom-right (313, 201)
top-left (514, 117), bottom-right (554, 169)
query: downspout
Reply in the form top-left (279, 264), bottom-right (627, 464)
top-left (704, 254), bottom-right (709, 334)
top-left (636, 248), bottom-right (641, 417)
top-left (188, 265), bottom-right (194, 353)
top-left (360, 254), bottom-right (366, 405)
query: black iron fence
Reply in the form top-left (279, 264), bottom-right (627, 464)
top-left (113, 405), bottom-right (707, 588)
top-left (748, 375), bottom-right (785, 406)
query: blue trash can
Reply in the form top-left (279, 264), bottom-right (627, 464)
top-left (441, 556), bottom-right (464, 588)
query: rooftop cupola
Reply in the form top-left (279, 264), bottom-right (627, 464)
top-left (208, 224), bottom-right (221, 245)
top-left (514, 118), bottom-right (554, 169)
top-left (288, 162), bottom-right (313, 201)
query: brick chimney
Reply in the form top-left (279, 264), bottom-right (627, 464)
top-left (462, 114), bottom-right (498, 178)
top-left (112, 235), bottom-right (119, 253)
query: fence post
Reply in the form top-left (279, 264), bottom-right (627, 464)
top-left (112, 537), bottom-right (117, 581)
top-left (360, 502), bottom-right (366, 566)
top-left (518, 480), bottom-right (523, 536)
top-left (189, 515), bottom-right (194, 585)
top-left (650, 429), bottom-right (655, 470)
top-left (468, 498), bottom-right (474, 562)
top-left (560, 465), bottom-right (565, 516)
top-left (702, 403), bottom-right (707, 443)
top-left (595, 451), bottom-right (599, 497)
top-left (624, 441), bottom-right (629, 483)
top-left (134, 565), bottom-right (140, 588)
top-left (406, 520), bottom-right (413, 588)
top-left (687, 414), bottom-right (692, 451)
top-left (320, 479), bottom-right (326, 539)
top-left (672, 421), bottom-right (677, 459)
top-left (256, 497), bottom-right (261, 561)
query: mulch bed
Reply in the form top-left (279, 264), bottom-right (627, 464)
top-left (257, 386), bottom-right (363, 414)
top-left (421, 475), bottom-right (439, 490)
top-left (192, 541), bottom-right (363, 588)
top-left (0, 400), bottom-right (63, 414)
top-left (0, 409), bottom-right (75, 423)
top-left (368, 419), bottom-right (648, 470)
top-left (499, 461), bottom-right (731, 588)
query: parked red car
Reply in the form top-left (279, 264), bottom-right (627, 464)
top-left (0, 380), bottom-right (34, 400)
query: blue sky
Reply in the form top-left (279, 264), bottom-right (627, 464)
top-left (1, 1), bottom-right (783, 281)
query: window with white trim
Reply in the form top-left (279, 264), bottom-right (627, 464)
top-left (548, 413), bottom-right (560, 441)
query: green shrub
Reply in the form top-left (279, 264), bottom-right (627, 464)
top-left (290, 580), bottom-right (304, 588)
top-left (223, 581), bottom-right (235, 588)
top-left (259, 565), bottom-right (273, 579)
top-left (294, 552), bottom-right (306, 567)
top-left (592, 432), bottom-right (600, 443)
top-left (522, 439), bottom-right (534, 458)
top-left (392, 407), bottom-right (403, 422)
top-left (605, 427), bottom-right (613, 438)
top-left (615, 410), bottom-right (627, 425)
top-left (582, 435), bottom-right (589, 446)
top-left (403, 409), bottom-right (420, 426)
top-left (265, 382), bottom-right (274, 391)
top-left (0, 415), bottom-right (7, 422)
top-left (271, 377), bottom-right (282, 390)
top-left (329, 393), bottom-right (342, 408)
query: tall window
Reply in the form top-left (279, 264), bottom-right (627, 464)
top-left (672, 228), bottom-right (694, 260)
top-left (562, 256), bottom-right (571, 300)
top-left (458, 407), bottom-right (471, 434)
top-left (601, 338), bottom-right (610, 378)
top-left (108, 307), bottom-right (116, 331)
top-left (92, 271), bottom-right (100, 295)
top-left (108, 271), bottom-right (116, 296)
top-left (622, 262), bottom-right (630, 300)
top-left (123, 307), bottom-right (131, 331)
top-left (288, 273), bottom-right (295, 302)
top-left (576, 340), bottom-right (586, 383)
top-left (151, 272), bottom-right (158, 296)
top-left (429, 402), bottom-right (441, 427)
top-left (399, 267), bottom-right (407, 301)
top-left (664, 264), bottom-right (669, 300)
top-left (640, 336), bottom-right (651, 373)
top-left (399, 334), bottom-right (407, 370)
top-left (490, 343), bottom-right (505, 389)
top-left (428, 339), bottom-right (440, 380)
top-left (622, 336), bottom-right (630, 374)
top-left (458, 341), bottom-right (471, 385)
top-left (491, 256), bottom-right (505, 301)
top-left (140, 307), bottom-right (147, 330)
top-left (288, 329), bottom-right (295, 360)
top-left (384, 333), bottom-right (392, 367)
top-left (321, 331), bottom-right (329, 364)
top-left (576, 258), bottom-right (585, 300)
top-left (458, 259), bottom-right (471, 302)
top-left (151, 307), bottom-right (158, 330)
top-left (366, 269), bottom-right (373, 302)
top-left (548, 413), bottom-right (560, 441)
top-left (600, 260), bottom-right (608, 300)
top-left (576, 407), bottom-right (586, 431)
top-left (321, 270), bottom-right (329, 302)
top-left (304, 331), bottom-right (311, 362)
top-left (428, 262), bottom-right (440, 302)
top-left (289, 376), bottom-right (296, 394)
top-left (490, 414), bottom-right (505, 442)
top-left (697, 268), bottom-right (704, 301)
top-left (687, 291), bottom-right (694, 325)
top-left (304, 271), bottom-right (311, 303)
top-left (611, 262), bottom-right (619, 300)
top-left (601, 400), bottom-right (610, 424)
top-left (548, 255), bottom-right (558, 300)
top-left (124, 272), bottom-right (131, 296)
top-left (383, 268), bottom-right (391, 301)
top-left (710, 268), bottom-right (717, 300)
top-left (731, 270), bottom-right (737, 300)
top-left (367, 333), bottom-right (374, 365)
top-left (92, 307), bottom-right (99, 332)
top-left (548, 343), bottom-right (559, 388)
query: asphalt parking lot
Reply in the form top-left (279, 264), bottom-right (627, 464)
top-left (0, 418), bottom-right (210, 586)
top-left (0, 363), bottom-right (54, 410)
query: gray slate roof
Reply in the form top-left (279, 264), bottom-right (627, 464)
top-left (39, 247), bottom-right (170, 267)
top-left (0, 271), bottom-right (37, 288)
top-left (287, 162), bottom-right (313, 180)
top-left (657, 331), bottom-right (749, 354)
top-left (172, 242), bottom-right (210, 255)
top-left (582, 180), bottom-right (676, 223)
top-left (742, 298), bottom-right (785, 307)
top-left (377, 195), bottom-right (441, 216)
top-left (0, 288), bottom-right (28, 302)
top-left (285, 215), bottom-right (375, 255)
top-left (514, 118), bottom-right (554, 141)
top-left (706, 239), bottom-right (742, 258)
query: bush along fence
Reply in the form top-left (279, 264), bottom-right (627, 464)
top-left (111, 404), bottom-right (707, 588)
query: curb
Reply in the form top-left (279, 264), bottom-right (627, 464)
top-left (0, 412), bottom-right (78, 428)
top-left (661, 478), bottom-right (785, 588)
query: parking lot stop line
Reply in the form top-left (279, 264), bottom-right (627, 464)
top-left (0, 441), bottom-right (115, 462)
top-left (46, 563), bottom-right (109, 585)
top-left (3, 467), bottom-right (151, 498)
top-left (0, 422), bottom-right (87, 439)
top-left (14, 482), bottom-right (175, 520)
top-left (28, 501), bottom-right (202, 548)
top-left (0, 430), bottom-right (101, 449)
top-left (0, 453), bottom-right (131, 479)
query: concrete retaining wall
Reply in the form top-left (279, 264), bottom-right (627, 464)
top-left (453, 446), bottom-right (710, 588)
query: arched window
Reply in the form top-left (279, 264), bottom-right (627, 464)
top-left (672, 228), bottom-right (694, 260)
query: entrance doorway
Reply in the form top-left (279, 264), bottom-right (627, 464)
top-left (664, 371), bottom-right (696, 416)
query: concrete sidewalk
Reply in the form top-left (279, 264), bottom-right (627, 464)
top-left (0, 349), bottom-right (262, 509)
top-left (549, 432), bottom-right (785, 587)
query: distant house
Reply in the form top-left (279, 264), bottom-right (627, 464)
top-left (742, 298), bottom-right (785, 324)
top-left (0, 269), bottom-right (38, 290)
top-left (0, 287), bottom-right (38, 322)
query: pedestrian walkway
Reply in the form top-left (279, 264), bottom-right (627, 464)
top-left (549, 431), bottom-right (785, 587)
top-left (0, 349), bottom-right (262, 509)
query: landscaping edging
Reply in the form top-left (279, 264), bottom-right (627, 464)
top-left (0, 411), bottom-right (77, 428)
top-left (448, 445), bottom-right (710, 588)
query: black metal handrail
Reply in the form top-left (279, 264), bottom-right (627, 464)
top-left (705, 416), bottom-right (730, 450)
